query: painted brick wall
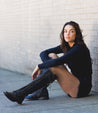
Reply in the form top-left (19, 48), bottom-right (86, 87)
top-left (0, 0), bottom-right (98, 91)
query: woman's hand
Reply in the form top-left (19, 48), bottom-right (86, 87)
top-left (32, 65), bottom-right (41, 80)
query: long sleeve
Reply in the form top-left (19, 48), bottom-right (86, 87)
top-left (40, 45), bottom-right (63, 62)
top-left (38, 44), bottom-right (82, 69)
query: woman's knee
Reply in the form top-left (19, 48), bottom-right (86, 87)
top-left (50, 66), bottom-right (60, 75)
top-left (48, 53), bottom-right (58, 59)
top-left (50, 66), bottom-right (67, 75)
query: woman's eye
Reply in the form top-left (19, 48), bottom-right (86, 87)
top-left (64, 31), bottom-right (67, 33)
top-left (70, 30), bottom-right (74, 33)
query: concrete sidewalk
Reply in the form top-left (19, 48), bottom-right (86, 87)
top-left (0, 68), bottom-right (98, 113)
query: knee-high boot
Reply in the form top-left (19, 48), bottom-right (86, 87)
top-left (25, 69), bottom-right (50, 100)
top-left (14, 69), bottom-right (49, 100)
top-left (4, 69), bottom-right (57, 104)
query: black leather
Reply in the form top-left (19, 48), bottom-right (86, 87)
top-left (25, 87), bottom-right (49, 100)
top-left (4, 69), bottom-right (57, 104)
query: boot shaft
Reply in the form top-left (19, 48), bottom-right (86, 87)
top-left (16, 69), bottom-right (57, 96)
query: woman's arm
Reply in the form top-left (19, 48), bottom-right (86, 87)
top-left (38, 44), bottom-right (82, 69)
top-left (40, 45), bottom-right (63, 62)
top-left (32, 45), bottom-right (63, 79)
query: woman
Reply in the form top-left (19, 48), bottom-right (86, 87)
top-left (4, 21), bottom-right (92, 104)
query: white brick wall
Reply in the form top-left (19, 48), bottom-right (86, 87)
top-left (0, 0), bottom-right (98, 92)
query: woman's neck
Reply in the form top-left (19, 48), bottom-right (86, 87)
top-left (68, 42), bottom-right (75, 47)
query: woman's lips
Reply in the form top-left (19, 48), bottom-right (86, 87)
top-left (66, 37), bottom-right (70, 39)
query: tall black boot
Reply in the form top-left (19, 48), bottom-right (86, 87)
top-left (4, 69), bottom-right (57, 104)
top-left (13, 69), bottom-right (49, 100)
top-left (25, 69), bottom-right (50, 100)
top-left (12, 69), bottom-right (48, 95)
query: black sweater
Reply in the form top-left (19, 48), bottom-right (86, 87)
top-left (38, 44), bottom-right (92, 79)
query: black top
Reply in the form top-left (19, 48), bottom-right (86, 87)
top-left (38, 44), bottom-right (92, 79)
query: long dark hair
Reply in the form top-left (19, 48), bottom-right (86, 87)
top-left (60, 21), bottom-right (87, 53)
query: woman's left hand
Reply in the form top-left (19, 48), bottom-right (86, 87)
top-left (32, 65), bottom-right (41, 80)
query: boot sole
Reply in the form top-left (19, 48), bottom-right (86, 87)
top-left (25, 96), bottom-right (49, 101)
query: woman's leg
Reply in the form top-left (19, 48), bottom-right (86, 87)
top-left (4, 68), bottom-right (57, 104)
top-left (51, 66), bottom-right (80, 97)
top-left (4, 53), bottom-right (80, 104)
top-left (49, 53), bottom-right (80, 98)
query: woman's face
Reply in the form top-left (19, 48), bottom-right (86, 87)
top-left (64, 25), bottom-right (76, 46)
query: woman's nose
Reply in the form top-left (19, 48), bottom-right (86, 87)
top-left (67, 32), bottom-right (70, 35)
